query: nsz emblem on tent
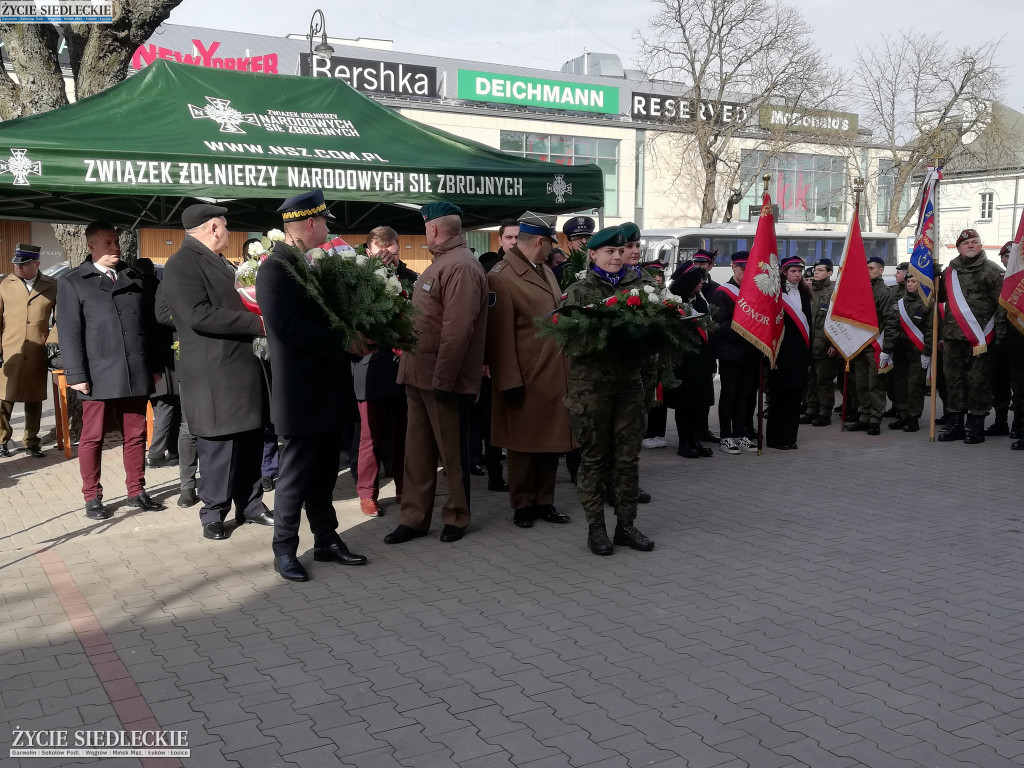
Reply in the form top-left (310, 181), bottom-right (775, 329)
top-left (547, 174), bottom-right (572, 204)
top-left (0, 149), bottom-right (41, 187)
top-left (188, 96), bottom-right (259, 134)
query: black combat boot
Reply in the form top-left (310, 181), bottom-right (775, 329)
top-left (888, 418), bottom-right (907, 430)
top-left (902, 417), bottom-right (920, 433)
top-left (1010, 413), bottom-right (1023, 440)
top-left (984, 409), bottom-right (1009, 436)
top-left (964, 413), bottom-right (986, 444)
top-left (588, 524), bottom-right (613, 556)
top-left (613, 522), bottom-right (655, 551)
top-left (937, 413), bottom-right (965, 441)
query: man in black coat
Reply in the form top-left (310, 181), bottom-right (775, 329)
top-left (57, 221), bottom-right (165, 520)
top-left (162, 204), bottom-right (273, 541)
top-left (257, 189), bottom-right (368, 582)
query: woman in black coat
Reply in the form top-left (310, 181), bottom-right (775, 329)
top-left (767, 255), bottom-right (813, 450)
top-left (663, 262), bottom-right (716, 458)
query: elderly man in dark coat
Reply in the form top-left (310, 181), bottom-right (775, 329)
top-left (57, 221), bottom-right (165, 520)
top-left (162, 204), bottom-right (273, 541)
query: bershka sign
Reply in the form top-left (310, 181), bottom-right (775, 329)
top-left (758, 105), bottom-right (859, 136)
top-left (630, 93), bottom-right (750, 125)
top-left (458, 70), bottom-right (619, 115)
top-left (301, 55), bottom-right (437, 97)
top-left (132, 40), bottom-right (279, 73)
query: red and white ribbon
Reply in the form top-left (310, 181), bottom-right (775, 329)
top-left (898, 298), bottom-right (925, 352)
top-left (945, 269), bottom-right (994, 354)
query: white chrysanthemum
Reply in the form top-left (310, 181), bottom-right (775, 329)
top-left (386, 275), bottom-right (403, 295)
top-left (642, 284), bottom-right (657, 294)
top-left (309, 248), bottom-right (327, 262)
top-left (629, 288), bottom-right (641, 296)
top-left (373, 267), bottom-right (389, 281)
top-left (341, 251), bottom-right (356, 260)
top-left (247, 242), bottom-right (265, 258)
top-left (266, 229), bottom-right (285, 241)
top-left (355, 254), bottom-right (368, 266)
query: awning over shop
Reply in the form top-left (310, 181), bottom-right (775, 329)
top-left (0, 60), bottom-right (604, 232)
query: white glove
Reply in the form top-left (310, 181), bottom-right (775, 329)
top-left (921, 355), bottom-right (931, 370)
top-left (878, 352), bottom-right (893, 369)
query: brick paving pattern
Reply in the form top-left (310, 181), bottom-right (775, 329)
top-left (2, 405), bottom-right (1023, 767)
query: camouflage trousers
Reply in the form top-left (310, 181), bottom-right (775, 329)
top-left (804, 355), bottom-right (841, 416)
top-left (565, 378), bottom-right (646, 527)
top-left (943, 339), bottom-right (994, 415)
top-left (891, 343), bottom-right (927, 419)
top-left (851, 348), bottom-right (887, 423)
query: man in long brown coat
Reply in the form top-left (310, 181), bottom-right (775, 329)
top-left (486, 212), bottom-right (575, 528)
top-left (0, 244), bottom-right (58, 458)
top-left (384, 201), bottom-right (488, 545)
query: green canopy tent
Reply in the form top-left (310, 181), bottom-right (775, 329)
top-left (0, 60), bottom-right (604, 232)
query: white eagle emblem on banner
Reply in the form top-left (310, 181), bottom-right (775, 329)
top-left (754, 252), bottom-right (781, 298)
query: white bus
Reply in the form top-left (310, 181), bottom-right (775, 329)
top-left (640, 223), bottom-right (901, 286)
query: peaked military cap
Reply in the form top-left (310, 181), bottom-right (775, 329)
top-left (691, 249), bottom-right (717, 264)
top-left (517, 211), bottom-right (558, 242)
top-left (780, 254), bottom-right (804, 269)
top-left (420, 201), bottom-right (462, 222)
top-left (12, 243), bottom-right (41, 264)
top-left (587, 226), bottom-right (626, 251)
top-left (620, 222), bottom-right (641, 243)
top-left (730, 250), bottom-right (750, 266)
top-left (562, 215), bottom-right (596, 238)
top-left (181, 203), bottom-right (228, 230)
top-left (278, 189), bottom-right (335, 221)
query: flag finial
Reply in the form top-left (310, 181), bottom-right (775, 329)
top-left (762, 174), bottom-right (771, 195)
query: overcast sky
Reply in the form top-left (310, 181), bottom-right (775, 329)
top-left (167, 0), bottom-right (1024, 111)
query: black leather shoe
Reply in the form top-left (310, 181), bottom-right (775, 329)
top-left (698, 430), bottom-right (719, 443)
top-left (128, 491), bottom-right (164, 511)
top-left (177, 489), bottom-right (198, 508)
top-left (785, 444), bottom-right (799, 450)
top-left (812, 416), bottom-right (831, 427)
top-left (866, 424), bottom-right (881, 436)
top-left (274, 555), bottom-right (309, 582)
top-left (535, 504), bottom-right (570, 524)
top-left (513, 508), bottom-right (534, 528)
top-left (637, 488), bottom-right (652, 504)
top-left (27, 446), bottom-right (45, 458)
top-left (469, 463), bottom-right (486, 476)
top-left (613, 523), bottom-right (655, 551)
top-left (313, 541), bottom-right (367, 565)
top-left (588, 524), bottom-right (613, 556)
top-left (439, 525), bottom-right (465, 543)
top-left (0, 443), bottom-right (10, 458)
top-left (888, 418), bottom-right (907, 430)
top-left (902, 418), bottom-right (920, 433)
top-left (487, 478), bottom-right (509, 492)
top-left (677, 445), bottom-right (703, 459)
top-left (384, 525), bottom-right (429, 544)
top-left (846, 421), bottom-right (869, 432)
top-left (260, 476), bottom-right (276, 492)
top-left (694, 442), bottom-right (715, 457)
top-left (85, 498), bottom-right (109, 520)
top-left (237, 510), bottom-right (274, 526)
top-left (882, 407), bottom-right (898, 418)
top-left (1012, 439), bottom-right (1024, 450)
top-left (202, 521), bottom-right (228, 540)
top-left (798, 413), bottom-right (815, 425)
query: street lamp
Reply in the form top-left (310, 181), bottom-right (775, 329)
top-left (309, 9), bottom-right (334, 62)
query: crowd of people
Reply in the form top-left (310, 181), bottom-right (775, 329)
top-left (0, 192), bottom-right (1018, 579)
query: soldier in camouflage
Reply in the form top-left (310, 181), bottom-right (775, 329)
top-left (883, 274), bottom-right (933, 432)
top-left (561, 226), bottom-right (655, 556)
top-left (847, 255), bottom-right (895, 435)
top-left (991, 242), bottom-right (1024, 441)
top-left (938, 229), bottom-right (1004, 443)
top-left (801, 258), bottom-right (840, 427)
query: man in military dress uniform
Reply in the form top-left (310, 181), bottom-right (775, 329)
top-left (801, 257), bottom-right (840, 426)
top-left (384, 202), bottom-right (489, 545)
top-left (486, 212), bottom-right (575, 529)
top-left (938, 229), bottom-right (1004, 443)
top-left (0, 243), bottom-right (58, 458)
top-left (562, 215), bottom-right (596, 253)
top-left (847, 255), bottom-right (895, 435)
top-left (258, 189), bottom-right (368, 581)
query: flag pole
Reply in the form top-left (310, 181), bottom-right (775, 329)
top-left (757, 173), bottom-right (770, 455)
top-left (841, 363), bottom-right (849, 430)
top-left (839, 179), bottom-right (864, 432)
top-left (928, 157), bottom-right (943, 442)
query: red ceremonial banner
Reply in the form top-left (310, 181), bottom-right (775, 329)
top-left (999, 208), bottom-right (1024, 336)
top-left (732, 193), bottom-right (784, 365)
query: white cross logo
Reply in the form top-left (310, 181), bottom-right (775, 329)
top-left (0, 148), bottom-right (42, 186)
top-left (547, 174), bottom-right (573, 204)
top-left (188, 96), bottom-right (259, 134)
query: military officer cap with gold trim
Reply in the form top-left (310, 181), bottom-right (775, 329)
top-left (277, 189), bottom-right (335, 221)
top-left (586, 226), bottom-right (626, 251)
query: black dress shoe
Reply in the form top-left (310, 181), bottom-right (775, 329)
top-left (487, 478), bottom-right (509, 492)
top-left (146, 456), bottom-right (168, 468)
top-left (698, 430), bottom-right (719, 443)
top-left (785, 444), bottom-right (799, 450)
top-left (314, 541), bottom-right (368, 565)
top-left (513, 508), bottom-right (535, 528)
top-left (694, 442), bottom-right (715, 457)
top-left (469, 463), bottom-right (486, 476)
top-left (85, 498), bottom-right (109, 520)
top-left (812, 416), bottom-right (831, 427)
top-left (202, 521), bottom-right (228, 540)
top-left (439, 524), bottom-right (465, 542)
top-left (260, 476), bottom-right (276, 492)
top-left (0, 443), bottom-right (10, 458)
top-left (274, 555), bottom-right (309, 582)
top-left (237, 510), bottom-right (274, 526)
top-left (177, 489), bottom-right (198, 508)
top-left (866, 424), bottom-right (881, 436)
top-left (677, 445), bottom-right (702, 459)
top-left (384, 524), bottom-right (429, 544)
top-left (128, 491), bottom-right (164, 511)
top-left (888, 418), bottom-right (907, 430)
top-left (846, 421), bottom-right (869, 432)
top-left (535, 504), bottom-right (571, 524)
top-left (27, 447), bottom-right (45, 458)
top-left (798, 413), bottom-right (815, 425)
top-left (637, 488), bottom-right (652, 504)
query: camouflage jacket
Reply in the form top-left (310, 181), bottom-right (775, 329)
top-left (883, 289), bottom-right (933, 354)
top-left (809, 277), bottom-right (834, 358)
top-left (940, 253), bottom-right (1003, 344)
top-left (560, 267), bottom-right (645, 383)
top-left (871, 276), bottom-right (896, 339)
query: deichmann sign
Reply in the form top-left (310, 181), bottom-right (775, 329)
top-left (630, 93), bottom-right (750, 125)
top-left (458, 70), bottom-right (619, 114)
top-left (1, 1), bottom-right (112, 22)
top-left (758, 105), bottom-right (859, 136)
top-left (301, 55), bottom-right (437, 97)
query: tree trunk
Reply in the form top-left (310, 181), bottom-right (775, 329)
top-left (54, 224), bottom-right (89, 268)
top-left (700, 163), bottom-right (718, 226)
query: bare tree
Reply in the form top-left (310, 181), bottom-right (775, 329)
top-left (853, 31), bottom-right (1006, 234)
top-left (0, 1), bottom-right (182, 263)
top-left (635, 0), bottom-right (842, 224)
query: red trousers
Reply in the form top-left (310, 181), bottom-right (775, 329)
top-left (356, 399), bottom-right (406, 501)
top-left (79, 397), bottom-right (148, 502)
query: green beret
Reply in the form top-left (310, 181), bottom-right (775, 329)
top-left (620, 222), bottom-right (641, 243)
top-left (587, 226), bottom-right (625, 251)
top-left (420, 201), bottom-right (463, 222)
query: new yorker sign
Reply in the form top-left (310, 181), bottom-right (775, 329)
top-left (458, 70), bottom-right (619, 115)
top-left (301, 54), bottom-right (438, 97)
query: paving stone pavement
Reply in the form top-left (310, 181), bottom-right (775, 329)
top-left (2, 404), bottom-right (1024, 767)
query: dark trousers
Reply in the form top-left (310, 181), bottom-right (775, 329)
top-left (506, 450), bottom-right (558, 509)
top-left (195, 429), bottom-right (267, 525)
top-left (79, 397), bottom-right (148, 502)
top-left (177, 390), bottom-right (198, 492)
top-left (645, 404), bottom-right (667, 438)
top-left (148, 394), bottom-right (180, 460)
top-left (272, 430), bottom-right (344, 557)
top-left (0, 400), bottom-right (42, 448)
top-left (673, 408), bottom-right (699, 448)
top-left (470, 378), bottom-right (502, 478)
top-left (766, 386), bottom-right (802, 447)
top-left (718, 359), bottom-right (758, 438)
top-left (262, 427), bottom-right (279, 478)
